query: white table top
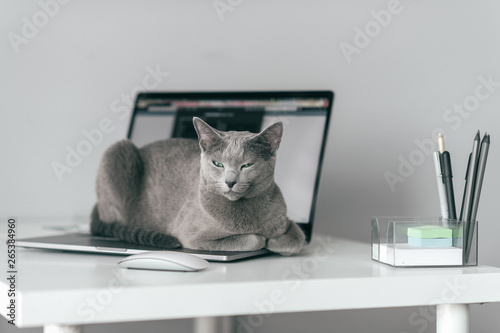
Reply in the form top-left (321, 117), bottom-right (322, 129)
top-left (2, 218), bottom-right (500, 328)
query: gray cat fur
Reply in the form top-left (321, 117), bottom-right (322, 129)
top-left (91, 117), bottom-right (305, 255)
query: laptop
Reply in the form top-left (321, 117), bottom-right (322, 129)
top-left (18, 91), bottom-right (334, 261)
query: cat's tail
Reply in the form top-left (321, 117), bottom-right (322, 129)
top-left (90, 205), bottom-right (182, 248)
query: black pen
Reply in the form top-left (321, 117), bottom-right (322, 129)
top-left (439, 135), bottom-right (457, 220)
top-left (459, 153), bottom-right (471, 221)
top-left (460, 131), bottom-right (481, 222)
top-left (465, 133), bottom-right (490, 263)
top-left (470, 133), bottom-right (490, 222)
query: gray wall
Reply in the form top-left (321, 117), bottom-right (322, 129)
top-left (2, 0), bottom-right (500, 332)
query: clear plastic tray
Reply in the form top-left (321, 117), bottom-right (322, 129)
top-left (371, 216), bottom-right (477, 267)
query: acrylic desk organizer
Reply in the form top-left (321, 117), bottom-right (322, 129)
top-left (371, 216), bottom-right (478, 267)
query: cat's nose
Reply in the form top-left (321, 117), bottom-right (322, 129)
top-left (225, 180), bottom-right (237, 189)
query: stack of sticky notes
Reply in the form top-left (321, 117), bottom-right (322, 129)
top-left (407, 225), bottom-right (453, 247)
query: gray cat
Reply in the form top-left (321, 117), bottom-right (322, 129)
top-left (91, 117), bottom-right (305, 255)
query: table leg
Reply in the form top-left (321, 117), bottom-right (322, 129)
top-left (194, 316), bottom-right (235, 333)
top-left (436, 304), bottom-right (470, 333)
top-left (44, 325), bottom-right (83, 333)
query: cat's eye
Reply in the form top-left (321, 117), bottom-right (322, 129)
top-left (241, 163), bottom-right (254, 169)
top-left (212, 161), bottom-right (224, 168)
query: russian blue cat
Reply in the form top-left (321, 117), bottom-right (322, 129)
top-left (91, 117), bottom-right (305, 255)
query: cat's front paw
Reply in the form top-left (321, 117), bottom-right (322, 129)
top-left (240, 234), bottom-right (266, 251)
top-left (266, 223), bottom-right (305, 256)
top-left (193, 234), bottom-right (266, 252)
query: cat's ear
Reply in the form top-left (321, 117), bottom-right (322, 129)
top-left (251, 121), bottom-right (283, 156)
top-left (193, 117), bottom-right (222, 152)
top-left (260, 122), bottom-right (283, 153)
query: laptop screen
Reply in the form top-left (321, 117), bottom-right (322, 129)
top-left (127, 91), bottom-right (333, 240)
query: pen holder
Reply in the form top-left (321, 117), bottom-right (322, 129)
top-left (371, 216), bottom-right (478, 267)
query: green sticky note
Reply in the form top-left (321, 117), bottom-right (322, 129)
top-left (407, 225), bottom-right (452, 239)
top-left (449, 225), bottom-right (463, 238)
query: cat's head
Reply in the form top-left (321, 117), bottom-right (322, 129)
top-left (193, 117), bottom-right (282, 201)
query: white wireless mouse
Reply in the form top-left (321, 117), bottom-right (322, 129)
top-left (117, 251), bottom-right (209, 272)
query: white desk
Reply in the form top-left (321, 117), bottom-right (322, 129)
top-left (2, 219), bottom-right (500, 333)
